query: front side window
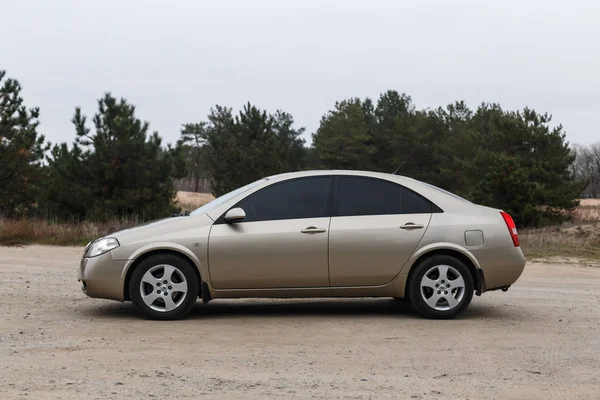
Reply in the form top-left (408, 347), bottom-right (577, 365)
top-left (235, 177), bottom-right (332, 222)
top-left (190, 178), bottom-right (267, 216)
top-left (336, 176), bottom-right (433, 216)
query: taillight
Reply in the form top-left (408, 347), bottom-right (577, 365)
top-left (500, 211), bottom-right (519, 247)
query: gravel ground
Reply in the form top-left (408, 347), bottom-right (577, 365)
top-left (1, 245), bottom-right (600, 399)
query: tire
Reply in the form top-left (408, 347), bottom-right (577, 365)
top-left (407, 255), bottom-right (474, 319)
top-left (129, 254), bottom-right (200, 320)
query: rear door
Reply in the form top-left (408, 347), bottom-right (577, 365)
top-left (328, 176), bottom-right (433, 287)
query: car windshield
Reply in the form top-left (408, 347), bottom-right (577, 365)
top-left (189, 178), bottom-right (268, 216)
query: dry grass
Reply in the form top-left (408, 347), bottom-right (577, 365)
top-left (579, 199), bottom-right (600, 207)
top-left (569, 205), bottom-right (600, 224)
top-left (174, 191), bottom-right (215, 212)
top-left (0, 218), bottom-right (139, 246)
top-left (520, 224), bottom-right (600, 260)
top-left (0, 191), bottom-right (216, 246)
top-left (520, 202), bottom-right (600, 260)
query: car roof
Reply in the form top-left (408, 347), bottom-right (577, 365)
top-left (267, 169), bottom-right (415, 184)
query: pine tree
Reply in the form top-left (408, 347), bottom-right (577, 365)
top-left (184, 103), bottom-right (307, 196)
top-left (464, 104), bottom-right (582, 225)
top-left (271, 110), bottom-right (306, 172)
top-left (311, 94), bottom-right (581, 226)
top-left (179, 122), bottom-right (209, 193)
top-left (312, 98), bottom-right (376, 170)
top-left (45, 93), bottom-right (184, 220)
top-left (0, 70), bottom-right (49, 216)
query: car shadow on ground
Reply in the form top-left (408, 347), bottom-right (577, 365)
top-left (79, 297), bottom-right (514, 321)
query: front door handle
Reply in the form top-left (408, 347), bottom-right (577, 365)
top-left (301, 226), bottom-right (327, 234)
top-left (400, 223), bottom-right (424, 230)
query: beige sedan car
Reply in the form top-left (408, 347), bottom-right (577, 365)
top-left (78, 170), bottom-right (525, 320)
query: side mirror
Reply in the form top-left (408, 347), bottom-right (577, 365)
top-left (223, 207), bottom-right (246, 223)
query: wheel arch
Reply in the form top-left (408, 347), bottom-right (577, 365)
top-left (122, 246), bottom-right (203, 301)
top-left (403, 244), bottom-right (481, 297)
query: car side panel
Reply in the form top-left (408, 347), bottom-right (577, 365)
top-left (119, 240), bottom-right (209, 288)
top-left (328, 214), bottom-right (431, 286)
top-left (109, 215), bottom-right (213, 296)
top-left (403, 241), bottom-right (482, 273)
top-left (208, 217), bottom-right (331, 289)
top-left (400, 209), bottom-right (525, 290)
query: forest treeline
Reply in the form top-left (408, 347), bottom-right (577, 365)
top-left (0, 69), bottom-right (590, 227)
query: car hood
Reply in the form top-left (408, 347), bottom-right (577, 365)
top-left (109, 213), bottom-right (214, 243)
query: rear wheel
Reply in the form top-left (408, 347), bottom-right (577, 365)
top-left (129, 254), bottom-right (199, 320)
top-left (407, 255), bottom-right (474, 319)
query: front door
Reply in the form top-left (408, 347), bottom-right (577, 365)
top-left (208, 176), bottom-right (333, 289)
top-left (328, 176), bottom-right (432, 287)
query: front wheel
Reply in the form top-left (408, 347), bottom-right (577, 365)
top-left (129, 254), bottom-right (199, 320)
top-left (407, 255), bottom-right (474, 319)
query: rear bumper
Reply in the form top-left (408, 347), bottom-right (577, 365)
top-left (78, 252), bottom-right (128, 301)
top-left (472, 246), bottom-right (526, 294)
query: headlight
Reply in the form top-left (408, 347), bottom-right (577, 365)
top-left (85, 238), bottom-right (120, 258)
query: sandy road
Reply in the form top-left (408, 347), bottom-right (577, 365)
top-left (1, 246), bottom-right (599, 399)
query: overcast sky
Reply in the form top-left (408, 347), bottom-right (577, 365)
top-left (2, 0), bottom-right (599, 146)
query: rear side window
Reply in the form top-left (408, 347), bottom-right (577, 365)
top-left (335, 176), bottom-right (434, 216)
top-left (235, 177), bottom-right (332, 222)
top-left (403, 187), bottom-right (433, 214)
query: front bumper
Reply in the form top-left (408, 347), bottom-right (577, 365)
top-left (78, 251), bottom-right (128, 301)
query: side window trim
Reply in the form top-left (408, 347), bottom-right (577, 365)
top-left (215, 176), bottom-right (335, 224)
top-left (325, 175), bottom-right (336, 220)
top-left (332, 176), bottom-right (342, 217)
top-left (331, 175), bottom-right (443, 217)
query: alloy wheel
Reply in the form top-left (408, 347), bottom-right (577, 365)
top-left (419, 265), bottom-right (466, 311)
top-left (139, 264), bottom-right (189, 312)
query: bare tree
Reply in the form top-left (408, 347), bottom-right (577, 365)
top-left (573, 143), bottom-right (600, 198)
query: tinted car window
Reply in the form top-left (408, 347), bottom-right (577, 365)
top-left (336, 176), bottom-right (433, 216)
top-left (236, 177), bottom-right (332, 222)
top-left (402, 187), bottom-right (433, 214)
top-left (190, 178), bottom-right (267, 216)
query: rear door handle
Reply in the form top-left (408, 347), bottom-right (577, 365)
top-left (301, 226), bottom-right (326, 234)
top-left (400, 223), bottom-right (424, 230)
